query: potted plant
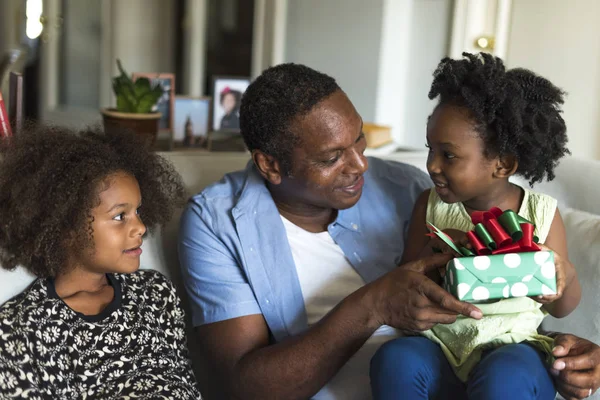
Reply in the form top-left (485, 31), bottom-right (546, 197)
top-left (101, 60), bottom-right (163, 145)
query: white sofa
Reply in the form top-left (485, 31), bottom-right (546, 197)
top-left (1, 151), bottom-right (599, 398)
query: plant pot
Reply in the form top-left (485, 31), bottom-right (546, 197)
top-left (101, 108), bottom-right (162, 145)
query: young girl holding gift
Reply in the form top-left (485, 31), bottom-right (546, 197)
top-left (370, 53), bottom-right (581, 400)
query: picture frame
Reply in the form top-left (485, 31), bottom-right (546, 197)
top-left (173, 96), bottom-right (211, 149)
top-left (211, 76), bottom-right (250, 133)
top-left (132, 72), bottom-right (175, 135)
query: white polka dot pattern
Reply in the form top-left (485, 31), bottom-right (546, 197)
top-left (454, 259), bottom-right (465, 270)
top-left (522, 274), bottom-right (533, 282)
top-left (541, 261), bottom-right (556, 279)
top-left (542, 284), bottom-right (556, 295)
top-left (447, 251), bottom-right (556, 302)
top-left (534, 251), bottom-right (551, 265)
top-left (472, 286), bottom-right (490, 301)
top-left (473, 256), bottom-right (491, 271)
top-left (504, 253), bottom-right (521, 268)
top-left (457, 283), bottom-right (471, 300)
top-left (510, 282), bottom-right (529, 297)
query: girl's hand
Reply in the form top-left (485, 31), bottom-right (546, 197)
top-left (429, 228), bottom-right (470, 257)
top-left (427, 229), bottom-right (469, 283)
top-left (532, 244), bottom-right (574, 304)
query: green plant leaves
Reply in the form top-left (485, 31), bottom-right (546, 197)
top-left (136, 84), bottom-right (163, 113)
top-left (133, 78), bottom-right (152, 97)
top-left (113, 76), bottom-right (136, 112)
top-left (112, 59), bottom-right (163, 113)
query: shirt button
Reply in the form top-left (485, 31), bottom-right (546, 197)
top-left (250, 247), bottom-right (254, 251)
top-left (265, 298), bottom-right (270, 304)
top-left (352, 223), bottom-right (358, 230)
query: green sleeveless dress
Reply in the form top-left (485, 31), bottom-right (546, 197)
top-left (420, 188), bottom-right (558, 381)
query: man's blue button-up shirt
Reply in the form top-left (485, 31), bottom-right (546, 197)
top-left (178, 157), bottom-right (431, 342)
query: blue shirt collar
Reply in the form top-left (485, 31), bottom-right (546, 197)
top-left (336, 200), bottom-right (363, 233)
top-left (233, 162), bottom-right (272, 217)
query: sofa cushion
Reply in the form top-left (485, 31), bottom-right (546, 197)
top-left (543, 207), bottom-right (600, 358)
top-left (0, 267), bottom-right (35, 304)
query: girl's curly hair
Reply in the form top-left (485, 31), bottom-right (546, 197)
top-left (0, 124), bottom-right (186, 278)
top-left (429, 52), bottom-right (570, 186)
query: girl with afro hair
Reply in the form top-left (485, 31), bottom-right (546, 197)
top-left (0, 125), bottom-right (202, 399)
top-left (371, 53), bottom-right (580, 400)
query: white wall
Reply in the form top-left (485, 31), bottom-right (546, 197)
top-left (284, 0), bottom-right (453, 147)
top-left (94, 0), bottom-right (177, 108)
top-left (36, 0), bottom-right (177, 124)
top-left (61, 0), bottom-right (102, 108)
top-left (373, 0), bottom-right (413, 146)
top-left (0, 0), bottom-right (21, 57)
top-left (182, 0), bottom-right (208, 97)
top-left (506, 0), bottom-right (600, 160)
top-left (107, 0), bottom-right (176, 104)
top-left (285, 0), bottom-right (385, 123)
top-left (0, 0), bottom-right (23, 103)
top-left (402, 0), bottom-right (453, 149)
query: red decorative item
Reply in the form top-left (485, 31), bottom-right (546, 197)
top-left (466, 231), bottom-right (491, 255)
top-left (0, 93), bottom-right (12, 138)
top-left (466, 208), bottom-right (541, 256)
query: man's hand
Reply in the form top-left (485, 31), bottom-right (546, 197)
top-left (550, 334), bottom-right (600, 399)
top-left (365, 253), bottom-right (483, 332)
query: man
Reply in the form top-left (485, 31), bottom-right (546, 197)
top-left (179, 64), bottom-right (600, 400)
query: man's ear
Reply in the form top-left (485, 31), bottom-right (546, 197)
top-left (494, 154), bottom-right (518, 179)
top-left (252, 150), bottom-right (283, 185)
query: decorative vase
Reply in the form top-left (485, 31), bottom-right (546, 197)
top-left (100, 108), bottom-right (162, 145)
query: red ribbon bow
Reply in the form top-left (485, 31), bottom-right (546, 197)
top-left (467, 207), bottom-right (540, 256)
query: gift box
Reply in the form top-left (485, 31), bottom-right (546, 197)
top-left (428, 207), bottom-right (557, 302)
top-left (442, 251), bottom-right (557, 302)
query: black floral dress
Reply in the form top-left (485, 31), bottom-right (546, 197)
top-left (0, 270), bottom-right (202, 399)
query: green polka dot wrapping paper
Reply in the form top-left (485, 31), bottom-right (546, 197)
top-left (443, 251), bottom-right (557, 302)
top-left (428, 207), bottom-right (557, 303)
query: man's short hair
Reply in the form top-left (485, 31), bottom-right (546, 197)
top-left (240, 63), bottom-right (340, 172)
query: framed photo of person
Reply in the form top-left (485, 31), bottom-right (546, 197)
top-left (173, 96), bottom-right (211, 149)
top-left (132, 72), bottom-right (175, 135)
top-left (212, 76), bottom-right (250, 133)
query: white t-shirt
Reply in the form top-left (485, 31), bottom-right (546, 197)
top-left (281, 216), bottom-right (400, 400)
